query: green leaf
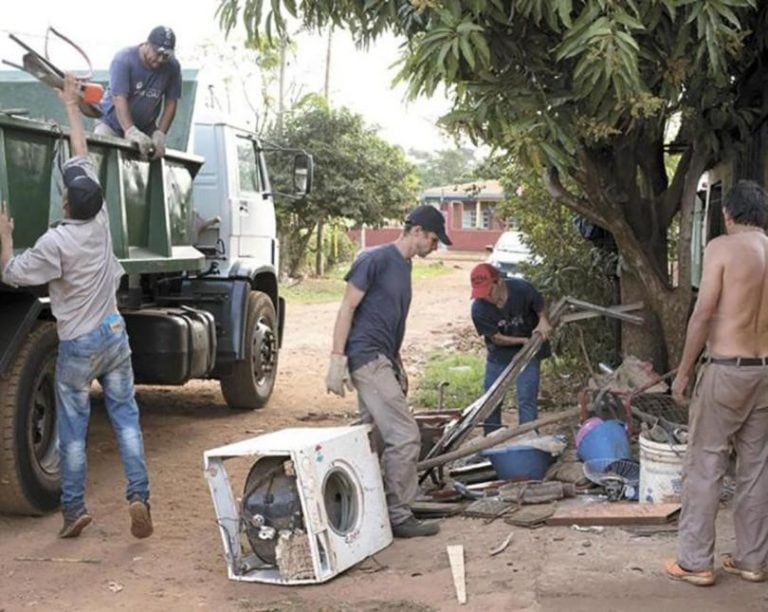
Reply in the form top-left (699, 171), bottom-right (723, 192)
top-left (470, 31), bottom-right (491, 66)
top-left (459, 35), bottom-right (476, 70)
top-left (556, 0), bottom-right (573, 28)
top-left (613, 9), bottom-right (646, 31)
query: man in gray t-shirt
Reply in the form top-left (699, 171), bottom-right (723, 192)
top-left (95, 25), bottom-right (181, 161)
top-left (326, 205), bottom-right (452, 539)
top-left (0, 74), bottom-right (153, 540)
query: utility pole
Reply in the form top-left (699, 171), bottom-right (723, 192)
top-left (277, 32), bottom-right (288, 135)
top-left (316, 26), bottom-right (334, 277)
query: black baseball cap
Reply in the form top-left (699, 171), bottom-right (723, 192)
top-left (148, 26), bottom-right (176, 56)
top-left (63, 166), bottom-right (103, 220)
top-left (406, 205), bottom-right (452, 245)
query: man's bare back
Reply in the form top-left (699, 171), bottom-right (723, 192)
top-left (706, 229), bottom-right (768, 357)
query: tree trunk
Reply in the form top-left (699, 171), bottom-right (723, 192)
top-left (286, 223), bottom-right (317, 277)
top-left (315, 220), bottom-right (324, 277)
top-left (619, 268), bottom-right (667, 370)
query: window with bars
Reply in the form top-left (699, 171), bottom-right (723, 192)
top-left (462, 203), bottom-right (495, 229)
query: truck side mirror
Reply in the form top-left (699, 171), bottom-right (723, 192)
top-left (293, 154), bottom-right (313, 196)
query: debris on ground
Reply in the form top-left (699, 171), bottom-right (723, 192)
top-left (488, 532), bottom-right (514, 557)
top-left (446, 545), bottom-right (467, 605)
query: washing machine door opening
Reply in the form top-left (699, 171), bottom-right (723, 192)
top-left (242, 456), bottom-right (304, 565)
top-left (322, 465), bottom-right (362, 535)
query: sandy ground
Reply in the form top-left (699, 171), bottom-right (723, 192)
top-left (1, 255), bottom-right (766, 612)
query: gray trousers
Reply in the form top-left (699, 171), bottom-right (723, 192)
top-left (351, 354), bottom-right (421, 526)
top-left (678, 362), bottom-right (768, 571)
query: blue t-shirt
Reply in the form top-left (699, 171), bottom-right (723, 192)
top-left (344, 244), bottom-right (412, 372)
top-left (100, 46), bottom-right (182, 136)
top-left (471, 278), bottom-right (550, 364)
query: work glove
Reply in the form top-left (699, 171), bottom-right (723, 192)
top-left (151, 129), bottom-right (166, 160)
top-left (326, 353), bottom-right (354, 397)
top-left (125, 126), bottom-right (154, 159)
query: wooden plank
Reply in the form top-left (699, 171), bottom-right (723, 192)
top-left (411, 501), bottom-right (466, 517)
top-left (546, 502), bottom-right (680, 526)
top-left (447, 545), bottom-right (467, 605)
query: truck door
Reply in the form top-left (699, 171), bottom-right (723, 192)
top-left (234, 133), bottom-right (277, 267)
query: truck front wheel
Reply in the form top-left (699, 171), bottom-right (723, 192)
top-left (220, 291), bottom-right (277, 410)
top-left (0, 322), bottom-right (60, 515)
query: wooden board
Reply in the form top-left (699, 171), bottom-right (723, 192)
top-left (546, 502), bottom-right (681, 526)
top-left (447, 545), bottom-right (466, 605)
top-left (411, 501), bottom-right (466, 517)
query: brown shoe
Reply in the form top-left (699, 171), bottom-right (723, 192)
top-left (721, 553), bottom-right (767, 583)
top-left (58, 511), bottom-right (92, 539)
top-left (664, 560), bottom-right (716, 586)
top-left (129, 498), bottom-right (153, 539)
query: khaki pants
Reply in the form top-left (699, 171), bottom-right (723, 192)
top-left (678, 362), bottom-right (768, 571)
top-left (351, 355), bottom-right (421, 526)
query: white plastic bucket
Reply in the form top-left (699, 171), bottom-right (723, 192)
top-left (638, 434), bottom-right (687, 504)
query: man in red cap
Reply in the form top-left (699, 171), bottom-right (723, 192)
top-left (325, 205), bottom-right (451, 538)
top-left (470, 262), bottom-right (552, 434)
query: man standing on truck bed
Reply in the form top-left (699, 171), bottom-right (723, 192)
top-left (0, 74), bottom-right (153, 540)
top-left (325, 205), bottom-right (451, 538)
top-left (666, 180), bottom-right (768, 586)
top-left (95, 25), bottom-right (181, 161)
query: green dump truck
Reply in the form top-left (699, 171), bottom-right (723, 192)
top-left (0, 71), bottom-right (312, 515)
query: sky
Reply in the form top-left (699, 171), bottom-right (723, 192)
top-left (0, 0), bottom-right (455, 152)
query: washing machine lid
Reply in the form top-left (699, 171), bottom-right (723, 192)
top-left (204, 425), bottom-right (372, 458)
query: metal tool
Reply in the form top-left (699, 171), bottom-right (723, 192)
top-left (3, 28), bottom-right (103, 118)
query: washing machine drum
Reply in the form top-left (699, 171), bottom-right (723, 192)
top-left (242, 457), bottom-right (305, 565)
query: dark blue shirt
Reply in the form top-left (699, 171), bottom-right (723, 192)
top-left (345, 244), bottom-right (412, 372)
top-left (100, 46), bottom-right (182, 136)
top-left (471, 278), bottom-right (550, 364)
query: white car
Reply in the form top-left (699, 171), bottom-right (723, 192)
top-left (487, 230), bottom-right (532, 278)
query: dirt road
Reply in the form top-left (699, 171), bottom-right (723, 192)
top-left (0, 256), bottom-right (765, 612)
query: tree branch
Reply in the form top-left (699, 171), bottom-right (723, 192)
top-left (543, 166), bottom-right (610, 227)
top-left (658, 146), bottom-right (694, 228)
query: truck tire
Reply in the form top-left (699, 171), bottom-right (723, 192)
top-left (0, 322), bottom-right (60, 515)
top-left (220, 291), bottom-right (278, 410)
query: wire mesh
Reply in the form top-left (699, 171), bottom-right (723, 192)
top-left (630, 393), bottom-right (688, 426)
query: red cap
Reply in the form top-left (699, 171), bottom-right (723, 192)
top-left (470, 263), bottom-right (500, 299)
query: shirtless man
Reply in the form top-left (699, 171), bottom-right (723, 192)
top-left (665, 180), bottom-right (768, 586)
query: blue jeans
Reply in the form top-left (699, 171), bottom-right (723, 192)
top-left (483, 357), bottom-right (541, 435)
top-left (56, 313), bottom-right (149, 519)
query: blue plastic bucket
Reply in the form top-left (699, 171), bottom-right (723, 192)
top-left (577, 420), bottom-right (631, 462)
top-left (480, 445), bottom-right (555, 481)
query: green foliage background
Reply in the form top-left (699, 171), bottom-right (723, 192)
top-left (266, 104), bottom-right (420, 276)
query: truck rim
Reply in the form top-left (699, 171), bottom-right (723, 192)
top-left (28, 356), bottom-right (58, 476)
top-left (253, 317), bottom-right (276, 385)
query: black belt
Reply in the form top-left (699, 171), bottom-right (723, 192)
top-left (704, 356), bottom-right (768, 366)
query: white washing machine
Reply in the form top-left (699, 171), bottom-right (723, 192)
top-left (203, 425), bottom-right (393, 584)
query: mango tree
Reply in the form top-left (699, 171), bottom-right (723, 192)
top-left (218, 0), bottom-right (768, 368)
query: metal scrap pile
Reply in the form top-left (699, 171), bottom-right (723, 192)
top-left (411, 298), bottom-right (688, 528)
